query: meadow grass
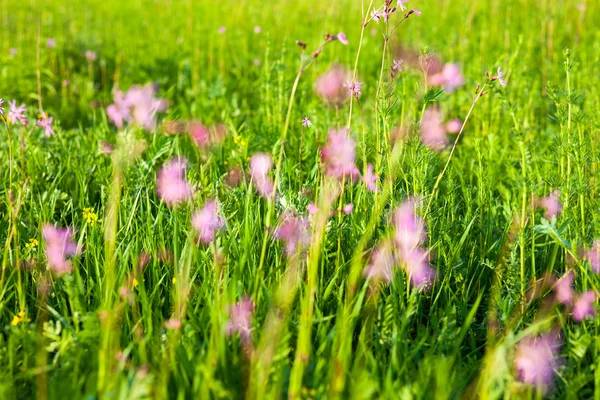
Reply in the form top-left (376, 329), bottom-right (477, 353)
top-left (1, 0), bottom-right (600, 398)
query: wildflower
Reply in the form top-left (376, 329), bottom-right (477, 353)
top-left (106, 84), bottom-right (168, 130)
top-left (515, 333), bottom-right (561, 390)
top-left (42, 224), bottom-right (81, 275)
top-left (314, 65), bottom-right (351, 106)
top-left (165, 318), bottom-right (182, 330)
top-left (37, 113), bottom-right (54, 137)
top-left (11, 311), bottom-right (30, 326)
top-left (493, 67), bottom-right (507, 87)
top-left (405, 9), bottom-right (421, 17)
top-left (250, 153), bottom-right (275, 198)
top-left (371, 9), bottom-right (383, 22)
top-left (302, 116), bottom-right (312, 127)
top-left (106, 89), bottom-right (129, 128)
top-left (364, 239), bottom-right (396, 283)
top-left (421, 108), bottom-right (448, 151)
top-left (584, 240), bottom-right (600, 273)
top-left (273, 212), bottom-right (311, 256)
top-left (226, 297), bottom-right (254, 342)
top-left (362, 164), bottom-right (379, 192)
top-left (336, 32), bottom-right (349, 45)
top-left (192, 199), bottom-right (225, 244)
top-left (254, 25), bottom-right (262, 34)
top-left (344, 80), bottom-right (363, 99)
top-left (25, 238), bottom-right (39, 250)
top-left (428, 63), bottom-right (465, 93)
top-left (538, 190), bottom-right (562, 220)
top-left (393, 199), bottom-right (435, 288)
top-left (99, 141), bottom-right (114, 155)
top-left (218, 26), bottom-right (226, 34)
top-left (46, 38), bottom-right (56, 48)
top-left (321, 129), bottom-right (359, 180)
top-left (156, 158), bottom-right (193, 207)
top-left (85, 50), bottom-right (97, 61)
top-left (573, 291), bottom-right (597, 321)
top-left (307, 203), bottom-right (319, 215)
top-left (132, 278), bottom-right (139, 288)
top-left (82, 207), bottom-right (101, 226)
top-left (391, 59), bottom-right (404, 80)
top-left (188, 122), bottom-right (210, 147)
top-left (554, 271), bottom-right (574, 305)
top-left (253, 59), bottom-right (260, 66)
top-left (9, 48), bottom-right (17, 55)
top-left (343, 203), bottom-right (354, 214)
top-left (397, 0), bottom-right (409, 11)
top-left (445, 119), bottom-right (463, 134)
top-left (7, 100), bottom-right (27, 126)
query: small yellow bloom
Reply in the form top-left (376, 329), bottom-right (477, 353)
top-left (132, 278), bottom-right (139, 287)
top-left (172, 277), bottom-right (177, 284)
top-left (25, 238), bottom-right (39, 250)
top-left (82, 207), bottom-right (100, 226)
top-left (11, 311), bottom-right (30, 326)
top-left (11, 315), bottom-right (20, 326)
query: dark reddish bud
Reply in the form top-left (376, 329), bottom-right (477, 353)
top-left (296, 40), bottom-right (307, 50)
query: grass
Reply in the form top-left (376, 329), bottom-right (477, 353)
top-left (1, 0), bottom-right (600, 398)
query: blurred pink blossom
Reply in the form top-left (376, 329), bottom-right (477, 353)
top-left (584, 240), bottom-right (600, 274)
top-left (42, 224), bottom-right (81, 275)
top-left (321, 129), bottom-right (359, 180)
top-left (314, 65), bottom-right (350, 106)
top-left (106, 84), bottom-right (168, 130)
top-left (362, 164), bottom-right (379, 192)
top-left (421, 108), bottom-right (448, 151)
top-left (85, 50), bottom-right (97, 61)
top-left (273, 212), bottom-right (311, 257)
top-left (165, 318), bottom-right (182, 330)
top-left (428, 63), bottom-right (465, 93)
top-left (515, 333), bottom-right (561, 389)
top-left (538, 190), bottom-right (562, 220)
top-left (336, 32), bottom-right (349, 45)
top-left (343, 203), bottom-right (354, 214)
top-left (7, 100), bottom-right (27, 126)
top-left (573, 291), bottom-right (596, 321)
top-left (192, 199), bottom-right (225, 244)
top-left (156, 158), bottom-right (193, 207)
top-left (445, 119), bottom-right (463, 134)
top-left (344, 80), bottom-right (363, 99)
top-left (226, 297), bottom-right (254, 342)
top-left (307, 203), bottom-right (319, 215)
top-left (554, 271), bottom-right (574, 305)
top-left (250, 153), bottom-right (275, 198)
top-left (46, 38), bottom-right (56, 48)
top-left (364, 239), bottom-right (396, 283)
top-left (37, 113), bottom-right (54, 137)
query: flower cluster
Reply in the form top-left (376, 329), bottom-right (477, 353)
top-left (42, 224), bottom-right (81, 275)
top-left (106, 84), bottom-right (168, 130)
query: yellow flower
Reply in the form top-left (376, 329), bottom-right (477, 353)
top-left (82, 207), bottom-right (100, 226)
top-left (172, 277), bottom-right (177, 284)
top-left (11, 311), bottom-right (30, 326)
top-left (25, 238), bottom-right (39, 250)
top-left (132, 278), bottom-right (139, 287)
top-left (11, 315), bottom-right (20, 326)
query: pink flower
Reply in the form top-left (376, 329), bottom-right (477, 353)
top-left (538, 190), bottom-right (562, 220)
top-left (554, 271), bottom-right (574, 305)
top-left (515, 333), bottom-right (560, 389)
top-left (343, 203), bottom-right (354, 214)
top-left (494, 67), bottom-right (507, 87)
top-left (397, 0), bottom-right (409, 11)
top-left (250, 153), bottom-right (275, 198)
top-left (393, 199), bottom-right (435, 289)
top-left (9, 48), bottom-right (17, 55)
top-left (7, 100), bottom-right (27, 126)
top-left (192, 199), bottom-right (225, 244)
top-left (344, 80), bottom-right (363, 99)
top-left (106, 89), bottom-right (129, 128)
top-left (189, 122), bottom-right (210, 147)
top-left (362, 164), bottom-right (379, 192)
top-left (85, 50), bottom-right (97, 61)
top-left (302, 116), bottom-right (312, 127)
top-left (336, 32), bottom-right (349, 45)
top-left (254, 25), bottom-right (262, 34)
top-left (226, 297), bottom-right (254, 341)
top-left (42, 224), bottom-right (81, 275)
top-left (165, 318), bottom-right (182, 330)
top-left (314, 65), bottom-right (351, 106)
top-left (428, 63), bottom-right (465, 93)
top-left (218, 26), bottom-right (226, 34)
top-left (321, 129), bottom-right (359, 180)
top-left (421, 108), bottom-right (448, 151)
top-left (364, 239), bottom-right (396, 283)
top-left (156, 158), bottom-right (193, 207)
top-left (46, 38), bottom-right (56, 48)
top-left (37, 113), bottom-right (54, 137)
top-left (273, 212), bottom-right (311, 256)
top-left (445, 119), bottom-right (463, 134)
top-left (106, 84), bottom-right (168, 130)
top-left (573, 291), bottom-right (596, 322)
top-left (584, 240), bottom-right (600, 273)
top-left (391, 59), bottom-right (404, 80)
top-left (307, 203), bottom-right (319, 215)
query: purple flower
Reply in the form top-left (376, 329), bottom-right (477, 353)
top-left (538, 190), bottom-right (562, 220)
top-left (7, 100), bottom-right (27, 126)
top-left (273, 212), bottom-right (311, 257)
top-left (445, 119), bottom-right (463, 134)
top-left (336, 32), bottom-right (349, 45)
top-left (250, 153), bottom-right (275, 199)
top-left (393, 199), bottom-right (435, 289)
top-left (428, 63), bottom-right (465, 93)
top-left (302, 116), bottom-right (312, 127)
top-left (226, 297), bottom-right (254, 342)
top-left (46, 38), bottom-right (56, 48)
top-left (584, 240), bottom-right (600, 274)
top-left (321, 129), bottom-right (359, 181)
top-left (344, 80), bottom-right (363, 99)
top-left (362, 163), bottom-right (380, 192)
top-left (515, 333), bottom-right (561, 389)
top-left (192, 199), bottom-right (225, 244)
top-left (573, 291), bottom-right (596, 322)
top-left (494, 67), bottom-right (507, 87)
top-left (156, 158), bottom-right (193, 207)
top-left (554, 271), bottom-right (574, 305)
top-left (42, 224), bottom-right (81, 275)
top-left (37, 113), bottom-right (54, 137)
top-left (314, 65), bottom-right (351, 106)
top-left (364, 239), bottom-right (396, 283)
top-left (85, 50), bottom-right (97, 61)
top-left (421, 108), bottom-right (448, 151)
